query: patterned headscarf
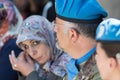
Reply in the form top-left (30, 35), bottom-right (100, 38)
top-left (16, 15), bottom-right (71, 77)
top-left (0, 0), bottom-right (17, 25)
top-left (0, 0), bottom-right (23, 47)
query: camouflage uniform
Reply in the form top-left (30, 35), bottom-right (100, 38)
top-left (63, 53), bottom-right (101, 80)
top-left (74, 54), bottom-right (101, 80)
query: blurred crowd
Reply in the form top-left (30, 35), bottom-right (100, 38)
top-left (11, 0), bottom-right (56, 22)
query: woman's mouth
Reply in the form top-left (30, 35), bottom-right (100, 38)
top-left (36, 56), bottom-right (43, 62)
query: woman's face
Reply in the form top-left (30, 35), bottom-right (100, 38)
top-left (95, 43), bottom-right (112, 80)
top-left (19, 40), bottom-right (51, 65)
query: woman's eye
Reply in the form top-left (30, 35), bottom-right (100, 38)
top-left (23, 45), bottom-right (28, 50)
top-left (32, 41), bottom-right (40, 46)
top-left (19, 43), bottom-right (28, 50)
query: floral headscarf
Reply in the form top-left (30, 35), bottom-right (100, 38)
top-left (0, 0), bottom-right (17, 25)
top-left (0, 0), bottom-right (23, 47)
top-left (16, 15), bottom-right (71, 77)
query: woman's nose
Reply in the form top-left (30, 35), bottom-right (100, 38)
top-left (29, 47), bottom-right (37, 56)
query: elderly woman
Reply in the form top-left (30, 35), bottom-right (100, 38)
top-left (95, 18), bottom-right (120, 80)
top-left (9, 15), bottom-right (71, 80)
top-left (0, 0), bottom-right (23, 80)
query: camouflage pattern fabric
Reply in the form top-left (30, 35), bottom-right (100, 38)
top-left (63, 53), bottom-right (101, 80)
top-left (73, 54), bottom-right (101, 80)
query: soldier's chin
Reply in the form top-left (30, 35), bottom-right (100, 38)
top-left (56, 42), bottom-right (64, 50)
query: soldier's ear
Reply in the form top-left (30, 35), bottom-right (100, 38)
top-left (68, 28), bottom-right (79, 43)
top-left (109, 58), bottom-right (118, 70)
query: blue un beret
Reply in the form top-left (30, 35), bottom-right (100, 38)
top-left (55, 0), bottom-right (108, 23)
top-left (96, 18), bottom-right (120, 42)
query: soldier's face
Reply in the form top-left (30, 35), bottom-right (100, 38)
top-left (95, 43), bottom-right (113, 80)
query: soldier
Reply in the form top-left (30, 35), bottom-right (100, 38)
top-left (54, 0), bottom-right (107, 79)
top-left (96, 18), bottom-right (120, 80)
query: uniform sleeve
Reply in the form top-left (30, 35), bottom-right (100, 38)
top-left (25, 71), bottom-right (63, 80)
top-left (25, 71), bottom-right (42, 80)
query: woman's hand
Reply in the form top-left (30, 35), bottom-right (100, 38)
top-left (9, 50), bottom-right (35, 76)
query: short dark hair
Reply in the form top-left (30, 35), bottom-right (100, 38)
top-left (100, 43), bottom-right (120, 59)
top-left (73, 23), bottom-right (99, 39)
